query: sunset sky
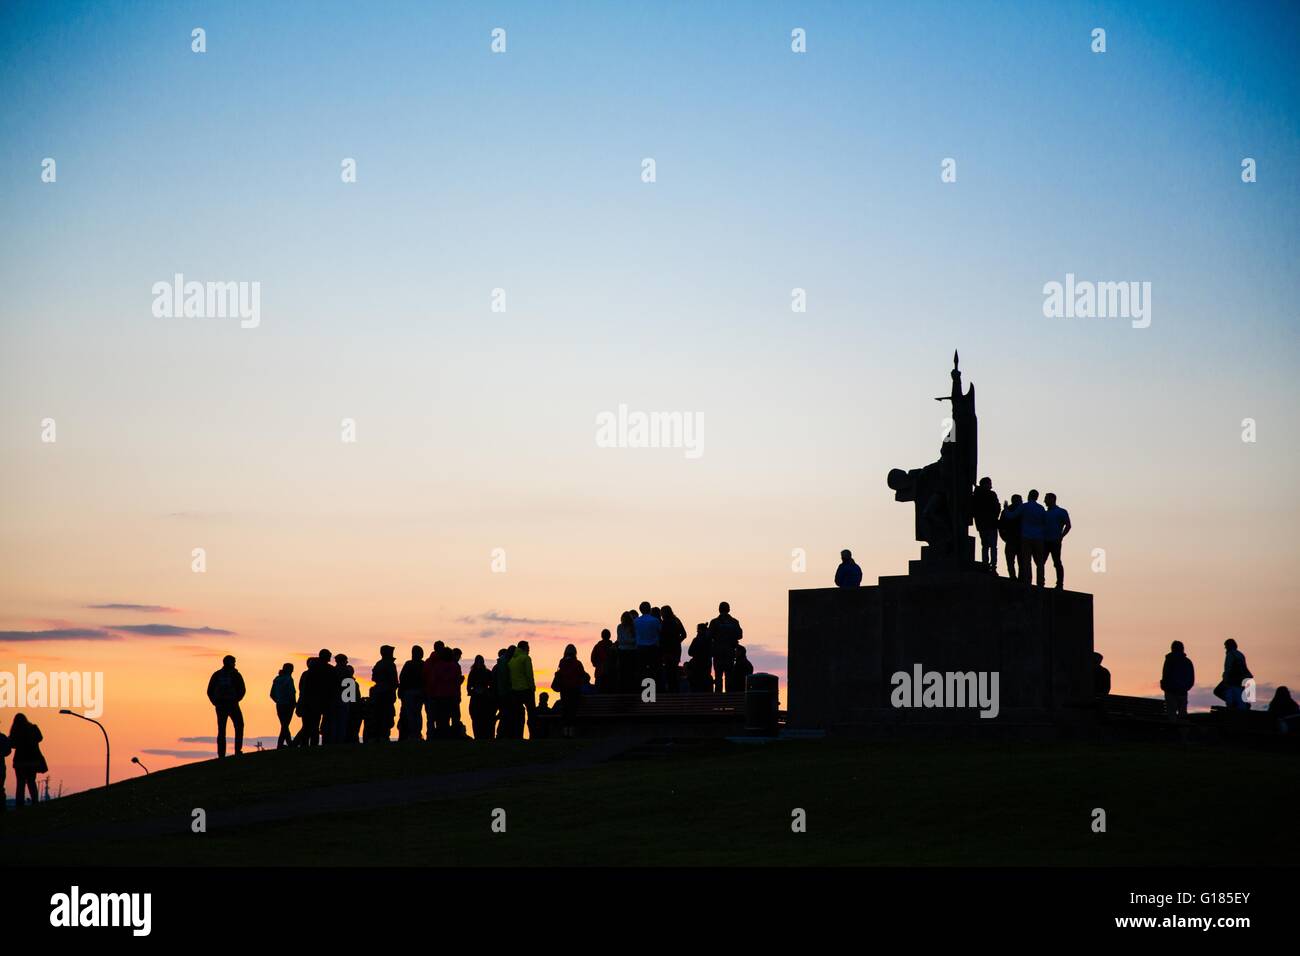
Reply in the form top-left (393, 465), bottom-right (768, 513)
top-left (2, 0), bottom-right (1298, 795)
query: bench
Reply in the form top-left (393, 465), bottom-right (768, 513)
top-left (1100, 694), bottom-right (1172, 722)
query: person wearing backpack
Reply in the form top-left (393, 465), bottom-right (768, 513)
top-left (552, 644), bottom-right (591, 738)
top-left (207, 654), bottom-right (247, 757)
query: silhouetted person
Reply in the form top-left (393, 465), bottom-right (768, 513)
top-left (397, 645), bottom-right (425, 741)
top-left (1160, 640), bottom-right (1195, 719)
top-left (835, 549), bottom-right (863, 588)
top-left (1267, 687), bottom-right (1300, 733)
top-left (998, 494), bottom-right (1023, 579)
top-left (615, 610), bottom-right (637, 692)
top-left (972, 478), bottom-right (1000, 570)
top-left (422, 641), bottom-right (446, 737)
top-left (1043, 492), bottom-right (1071, 589)
top-left (467, 654), bottom-right (496, 740)
top-left (533, 692), bottom-right (553, 739)
top-left (509, 640), bottom-right (537, 738)
top-left (292, 657), bottom-right (320, 747)
top-left (0, 727), bottom-right (9, 812)
top-left (553, 644), bottom-right (591, 738)
top-left (207, 654), bottom-right (246, 758)
top-left (1010, 490), bottom-right (1047, 586)
top-left (1092, 652), bottom-right (1111, 698)
top-left (328, 654), bottom-right (357, 744)
top-left (8, 714), bottom-right (45, 809)
top-left (367, 645), bottom-right (398, 742)
top-left (731, 644), bottom-right (754, 691)
top-left (634, 601), bottom-right (662, 690)
top-left (270, 663), bottom-right (296, 748)
top-left (1218, 638), bottom-right (1252, 711)
top-left (660, 605), bottom-right (687, 693)
top-left (709, 602), bottom-right (743, 693)
top-left (315, 649), bottom-right (337, 743)
top-left (591, 629), bottom-right (614, 692)
top-left (426, 645), bottom-right (463, 739)
top-left (686, 623), bottom-right (713, 691)
top-left (450, 648), bottom-right (468, 738)
top-left (494, 647), bottom-right (517, 738)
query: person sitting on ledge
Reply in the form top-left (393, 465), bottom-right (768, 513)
top-left (1267, 687), bottom-right (1300, 733)
top-left (835, 549), bottom-right (863, 588)
top-left (972, 478), bottom-right (1000, 571)
top-left (1218, 639), bottom-right (1252, 711)
top-left (1092, 652), bottom-right (1111, 698)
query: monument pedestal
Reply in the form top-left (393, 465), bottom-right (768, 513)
top-left (787, 571), bottom-right (1094, 733)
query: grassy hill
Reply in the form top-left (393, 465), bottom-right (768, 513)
top-left (5, 735), bottom-right (1298, 866)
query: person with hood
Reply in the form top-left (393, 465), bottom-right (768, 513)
top-left (590, 629), bottom-right (614, 692)
top-left (270, 663), bottom-right (296, 748)
top-left (835, 549), bottom-right (863, 588)
top-left (494, 647), bottom-right (518, 738)
top-left (730, 644), bottom-right (755, 691)
top-left (659, 605), bottom-right (687, 693)
top-left (708, 602), bottom-right (743, 693)
top-left (467, 654), bottom-right (496, 740)
top-left (207, 654), bottom-right (247, 758)
top-left (1218, 638), bottom-right (1253, 711)
top-left (397, 645), bottom-right (426, 741)
top-left (8, 714), bottom-right (46, 808)
top-left (509, 640), bottom-right (537, 738)
top-left (1267, 687), bottom-right (1300, 733)
top-left (971, 478), bottom-right (1000, 571)
top-left (686, 622), bottom-right (713, 691)
top-left (1159, 641), bottom-right (1195, 719)
top-left (367, 645), bottom-right (398, 742)
top-left (998, 494), bottom-right (1023, 580)
top-left (552, 644), bottom-right (591, 738)
top-left (332, 653), bottom-right (358, 744)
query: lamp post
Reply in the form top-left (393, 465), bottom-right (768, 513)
top-left (131, 756), bottom-right (150, 775)
top-left (59, 710), bottom-right (109, 788)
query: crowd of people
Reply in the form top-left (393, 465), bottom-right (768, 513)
top-left (974, 480), bottom-right (1073, 588)
top-left (200, 600), bottom-right (755, 755)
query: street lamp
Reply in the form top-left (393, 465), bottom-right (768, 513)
top-left (59, 710), bottom-right (110, 788)
top-left (130, 756), bottom-right (150, 775)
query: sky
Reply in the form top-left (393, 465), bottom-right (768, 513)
top-left (1, 0), bottom-right (1298, 795)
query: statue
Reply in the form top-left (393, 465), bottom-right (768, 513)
top-left (886, 351), bottom-right (979, 566)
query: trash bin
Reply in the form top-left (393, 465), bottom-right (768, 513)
top-left (744, 673), bottom-right (780, 736)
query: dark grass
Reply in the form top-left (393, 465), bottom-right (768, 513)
top-left (6, 736), bottom-right (1298, 866)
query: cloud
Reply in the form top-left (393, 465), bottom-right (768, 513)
top-left (459, 610), bottom-right (595, 628)
top-left (86, 603), bottom-right (178, 613)
top-left (107, 624), bottom-right (235, 637)
top-left (0, 628), bottom-right (117, 642)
